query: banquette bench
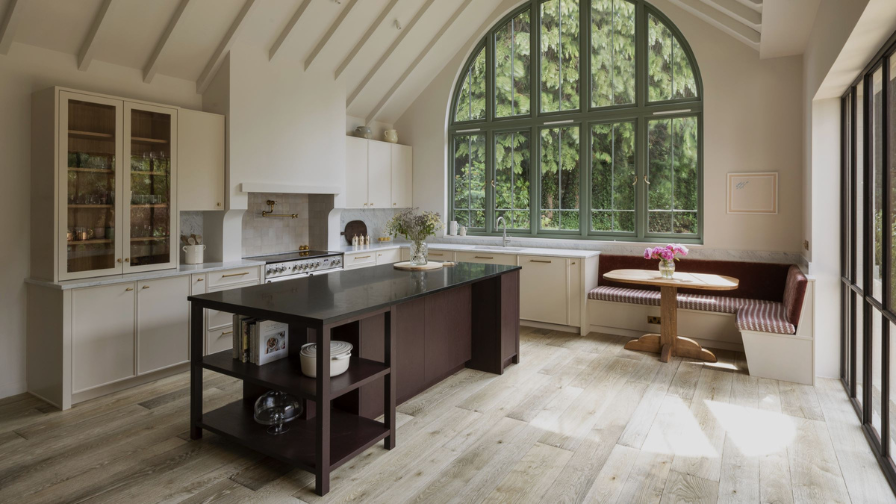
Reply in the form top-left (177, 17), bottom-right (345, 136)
top-left (586, 255), bottom-right (815, 385)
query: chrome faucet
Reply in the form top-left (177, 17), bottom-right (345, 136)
top-left (496, 216), bottom-right (508, 247)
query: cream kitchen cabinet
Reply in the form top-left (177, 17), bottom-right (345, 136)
top-left (455, 251), bottom-right (517, 266)
top-left (343, 137), bottom-right (412, 209)
top-left (391, 144), bottom-right (413, 208)
top-left (345, 250), bottom-right (377, 269)
top-left (178, 109), bottom-right (225, 211)
top-left (137, 276), bottom-right (190, 374)
top-left (376, 248), bottom-right (402, 265)
top-left (71, 283), bottom-right (137, 393)
top-left (519, 255), bottom-right (568, 326)
top-left (426, 250), bottom-right (455, 262)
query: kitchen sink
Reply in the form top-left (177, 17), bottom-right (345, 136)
top-left (472, 245), bottom-right (527, 252)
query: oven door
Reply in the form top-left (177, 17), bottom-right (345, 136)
top-left (309, 268), bottom-right (343, 277)
top-left (265, 273), bottom-right (310, 283)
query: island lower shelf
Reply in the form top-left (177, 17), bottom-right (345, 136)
top-left (200, 400), bottom-right (390, 472)
top-left (202, 350), bottom-right (390, 401)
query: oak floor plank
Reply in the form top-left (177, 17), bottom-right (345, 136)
top-left (660, 470), bottom-right (719, 504)
top-left (780, 382), bottom-right (825, 422)
top-left (671, 368), bottom-right (734, 482)
top-left (481, 442), bottom-right (573, 504)
top-left (581, 443), bottom-right (640, 504)
top-left (618, 357), bottom-right (683, 450)
top-left (755, 378), bottom-right (794, 504)
top-left (667, 359), bottom-right (703, 405)
top-left (788, 416), bottom-right (851, 504)
top-left (816, 378), bottom-right (894, 504)
top-left (717, 371), bottom-right (760, 504)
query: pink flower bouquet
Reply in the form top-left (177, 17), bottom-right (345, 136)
top-left (644, 244), bottom-right (689, 261)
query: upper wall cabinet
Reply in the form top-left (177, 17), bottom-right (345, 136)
top-left (31, 87), bottom-right (182, 282)
top-left (178, 109), bottom-right (225, 211)
top-left (343, 137), bottom-right (412, 209)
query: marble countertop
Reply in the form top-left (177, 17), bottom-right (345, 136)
top-left (26, 260), bottom-right (266, 290)
top-left (190, 263), bottom-right (521, 325)
top-left (340, 241), bottom-right (600, 259)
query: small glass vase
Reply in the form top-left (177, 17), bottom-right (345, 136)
top-left (658, 259), bottom-right (676, 279)
top-left (410, 240), bottom-right (428, 266)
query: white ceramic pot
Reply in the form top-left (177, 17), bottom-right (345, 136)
top-left (183, 244), bottom-right (206, 264)
top-left (300, 341), bottom-right (353, 378)
top-left (384, 129), bottom-right (398, 143)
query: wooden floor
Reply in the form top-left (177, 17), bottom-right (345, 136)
top-left (2, 328), bottom-right (894, 504)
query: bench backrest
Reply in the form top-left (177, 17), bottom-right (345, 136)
top-left (782, 265), bottom-right (808, 326)
top-left (597, 255), bottom-right (793, 303)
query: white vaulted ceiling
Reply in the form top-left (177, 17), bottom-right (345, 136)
top-left (0, 0), bottom-right (505, 124)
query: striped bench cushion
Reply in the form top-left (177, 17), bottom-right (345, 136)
top-left (736, 303), bottom-right (796, 335)
top-left (588, 286), bottom-right (772, 315)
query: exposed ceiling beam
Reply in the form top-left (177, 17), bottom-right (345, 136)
top-left (334, 0), bottom-right (400, 80)
top-left (700, 0), bottom-right (761, 31)
top-left (77, 0), bottom-right (117, 71)
top-left (269, 0), bottom-right (311, 62)
top-left (305, 0), bottom-right (358, 71)
top-left (0, 0), bottom-right (27, 56)
top-left (143, 0), bottom-right (193, 84)
top-left (197, 0), bottom-right (258, 94)
top-left (366, 0), bottom-right (473, 124)
top-left (733, 0), bottom-right (762, 13)
top-left (347, 0), bottom-right (437, 109)
top-left (670, 0), bottom-right (760, 51)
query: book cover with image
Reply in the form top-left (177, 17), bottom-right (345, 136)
top-left (256, 320), bottom-right (288, 366)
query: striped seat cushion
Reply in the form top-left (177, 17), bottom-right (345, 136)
top-left (735, 302), bottom-right (796, 335)
top-left (588, 286), bottom-right (772, 315)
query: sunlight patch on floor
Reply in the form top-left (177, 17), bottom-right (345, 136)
top-left (641, 395), bottom-right (719, 458)
top-left (706, 400), bottom-right (795, 456)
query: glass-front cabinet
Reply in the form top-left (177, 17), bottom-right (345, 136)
top-left (58, 91), bottom-right (177, 280)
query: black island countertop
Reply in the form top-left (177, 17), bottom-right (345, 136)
top-left (188, 262), bottom-right (522, 325)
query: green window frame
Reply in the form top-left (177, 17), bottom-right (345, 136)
top-left (448, 0), bottom-right (703, 243)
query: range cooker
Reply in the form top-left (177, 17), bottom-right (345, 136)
top-left (246, 250), bottom-right (344, 283)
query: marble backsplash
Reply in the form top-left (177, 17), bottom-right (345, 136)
top-left (180, 211), bottom-right (204, 241)
top-left (337, 208), bottom-right (408, 246)
top-left (242, 193), bottom-right (310, 257)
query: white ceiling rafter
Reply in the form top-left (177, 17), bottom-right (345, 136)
top-left (334, 0), bottom-right (400, 80)
top-left (269, 0), bottom-right (312, 62)
top-left (143, 0), bottom-right (194, 84)
top-left (670, 0), bottom-right (760, 51)
top-left (366, 0), bottom-right (473, 125)
top-left (78, 0), bottom-right (118, 71)
top-left (346, 0), bottom-right (437, 109)
top-left (701, 0), bottom-right (761, 31)
top-left (196, 0), bottom-right (259, 94)
top-left (0, 0), bottom-right (27, 56)
top-left (305, 0), bottom-right (358, 71)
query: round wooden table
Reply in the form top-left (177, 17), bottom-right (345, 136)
top-left (603, 269), bottom-right (739, 363)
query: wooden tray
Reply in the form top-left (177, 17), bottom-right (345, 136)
top-left (342, 220), bottom-right (367, 244)
top-left (393, 261), bottom-right (445, 271)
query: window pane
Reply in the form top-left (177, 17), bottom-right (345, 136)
top-left (541, 0), bottom-right (580, 113)
top-left (648, 116), bottom-right (698, 234)
top-left (591, 121), bottom-right (635, 232)
top-left (453, 134), bottom-right (487, 228)
top-left (454, 48), bottom-right (486, 122)
top-left (889, 321), bottom-right (896, 456)
top-left (856, 83), bottom-right (865, 290)
top-left (871, 310), bottom-right (883, 435)
top-left (540, 125), bottom-right (580, 230)
top-left (872, 69), bottom-right (884, 302)
top-left (856, 293), bottom-right (864, 409)
top-left (648, 14), bottom-right (697, 102)
top-left (591, 0), bottom-right (635, 107)
top-left (495, 130), bottom-right (531, 229)
top-left (495, 10), bottom-right (531, 118)
top-left (889, 59), bottom-right (896, 311)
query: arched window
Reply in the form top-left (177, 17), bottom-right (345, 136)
top-left (449, 0), bottom-right (703, 242)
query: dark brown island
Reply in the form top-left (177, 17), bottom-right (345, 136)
top-left (188, 262), bottom-right (521, 496)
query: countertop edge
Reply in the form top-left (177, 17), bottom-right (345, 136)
top-left (341, 243), bottom-right (601, 259)
top-left (26, 260), bottom-right (266, 290)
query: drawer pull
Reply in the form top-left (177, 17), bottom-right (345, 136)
top-left (220, 330), bottom-right (233, 336)
top-left (354, 255), bottom-right (371, 260)
top-left (474, 256), bottom-right (494, 259)
top-left (197, 278), bottom-right (204, 281)
top-left (221, 272), bottom-right (250, 278)
top-left (430, 253), bottom-right (444, 257)
top-left (125, 287), bottom-right (134, 291)
top-left (142, 285), bottom-right (150, 289)
top-left (530, 259), bottom-right (552, 264)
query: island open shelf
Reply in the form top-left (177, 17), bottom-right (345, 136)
top-left (202, 350), bottom-right (390, 401)
top-left (200, 400), bottom-right (390, 473)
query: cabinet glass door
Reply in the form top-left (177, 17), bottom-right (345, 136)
top-left (125, 104), bottom-right (177, 271)
top-left (61, 93), bottom-right (122, 278)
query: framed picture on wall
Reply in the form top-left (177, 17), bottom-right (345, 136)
top-left (727, 172), bottom-right (778, 214)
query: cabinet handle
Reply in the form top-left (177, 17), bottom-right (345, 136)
top-left (216, 202), bottom-right (221, 207)
top-left (643, 175), bottom-right (651, 185)
top-left (197, 278), bottom-right (204, 281)
top-left (430, 253), bottom-right (444, 257)
top-left (632, 176), bottom-right (638, 186)
top-left (117, 258), bottom-right (122, 263)
top-left (222, 272), bottom-right (250, 278)
top-left (354, 255), bottom-right (371, 260)
top-left (220, 330), bottom-right (233, 336)
top-left (142, 285), bottom-right (150, 289)
top-left (363, 203), bottom-right (368, 206)
top-left (393, 202), bottom-right (397, 206)
top-left (125, 287), bottom-right (134, 291)
top-left (474, 256), bottom-right (494, 259)
top-left (125, 258), bottom-right (130, 263)
top-left (571, 261), bottom-right (576, 265)
top-left (530, 259), bottom-right (552, 264)
top-left (370, 202), bottom-right (374, 207)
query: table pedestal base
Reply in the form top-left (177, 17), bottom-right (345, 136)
top-left (622, 285), bottom-right (717, 364)
top-left (623, 334), bottom-right (717, 363)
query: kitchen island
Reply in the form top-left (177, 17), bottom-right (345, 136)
top-left (188, 262), bottom-right (521, 496)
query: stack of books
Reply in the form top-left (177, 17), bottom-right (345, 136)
top-left (232, 316), bottom-right (289, 366)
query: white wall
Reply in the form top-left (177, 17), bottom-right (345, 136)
top-left (0, 43), bottom-right (200, 399)
top-left (396, 0), bottom-right (804, 255)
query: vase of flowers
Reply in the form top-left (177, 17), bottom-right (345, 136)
top-left (386, 208), bottom-right (445, 266)
top-left (644, 244), bottom-right (689, 279)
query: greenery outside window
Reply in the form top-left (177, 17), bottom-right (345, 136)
top-left (449, 0), bottom-right (703, 243)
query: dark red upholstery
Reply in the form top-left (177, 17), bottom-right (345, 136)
top-left (782, 265), bottom-right (808, 325)
top-left (597, 255), bottom-right (792, 302)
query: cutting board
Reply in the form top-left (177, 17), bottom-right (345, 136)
top-left (343, 220), bottom-right (368, 244)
